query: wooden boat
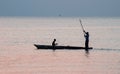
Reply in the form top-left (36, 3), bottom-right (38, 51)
top-left (34, 44), bottom-right (93, 50)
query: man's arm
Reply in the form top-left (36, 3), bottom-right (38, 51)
top-left (83, 30), bottom-right (86, 34)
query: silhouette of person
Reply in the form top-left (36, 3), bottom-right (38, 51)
top-left (52, 39), bottom-right (56, 51)
top-left (83, 30), bottom-right (89, 53)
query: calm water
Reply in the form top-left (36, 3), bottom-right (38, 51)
top-left (0, 17), bottom-right (120, 74)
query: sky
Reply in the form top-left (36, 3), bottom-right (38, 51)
top-left (0, 0), bottom-right (120, 17)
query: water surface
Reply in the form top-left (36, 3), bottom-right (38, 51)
top-left (0, 17), bottom-right (120, 74)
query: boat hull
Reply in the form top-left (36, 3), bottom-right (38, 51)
top-left (34, 44), bottom-right (93, 50)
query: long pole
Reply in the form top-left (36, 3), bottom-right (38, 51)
top-left (79, 19), bottom-right (85, 32)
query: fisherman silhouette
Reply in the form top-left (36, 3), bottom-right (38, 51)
top-left (83, 30), bottom-right (89, 53)
top-left (52, 39), bottom-right (57, 51)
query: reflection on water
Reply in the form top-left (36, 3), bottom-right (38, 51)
top-left (0, 17), bottom-right (120, 74)
top-left (85, 51), bottom-right (90, 58)
top-left (0, 47), bottom-right (120, 74)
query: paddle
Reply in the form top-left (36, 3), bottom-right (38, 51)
top-left (79, 19), bottom-right (85, 33)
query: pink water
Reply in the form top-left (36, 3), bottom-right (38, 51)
top-left (0, 17), bottom-right (120, 74)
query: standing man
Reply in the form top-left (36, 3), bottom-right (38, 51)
top-left (79, 19), bottom-right (90, 53)
top-left (83, 30), bottom-right (89, 53)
